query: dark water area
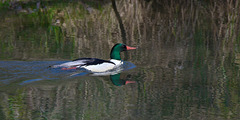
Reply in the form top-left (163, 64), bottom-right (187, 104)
top-left (1, 0), bottom-right (240, 120)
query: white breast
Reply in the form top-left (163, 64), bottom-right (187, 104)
top-left (110, 59), bottom-right (122, 66)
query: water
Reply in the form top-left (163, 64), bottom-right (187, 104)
top-left (0, 61), bottom-right (136, 85)
top-left (1, 0), bottom-right (240, 120)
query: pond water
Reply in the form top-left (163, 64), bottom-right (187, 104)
top-left (1, 0), bottom-right (240, 120)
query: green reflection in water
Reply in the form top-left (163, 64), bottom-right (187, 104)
top-left (0, 1), bottom-right (87, 60)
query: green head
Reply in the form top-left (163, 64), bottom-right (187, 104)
top-left (110, 43), bottom-right (136, 60)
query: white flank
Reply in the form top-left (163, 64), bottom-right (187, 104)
top-left (82, 59), bottom-right (123, 72)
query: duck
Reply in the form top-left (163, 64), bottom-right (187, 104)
top-left (50, 43), bottom-right (136, 72)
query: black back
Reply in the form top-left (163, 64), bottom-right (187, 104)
top-left (73, 58), bottom-right (116, 66)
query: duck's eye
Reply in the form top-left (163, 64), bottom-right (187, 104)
top-left (122, 44), bottom-right (126, 48)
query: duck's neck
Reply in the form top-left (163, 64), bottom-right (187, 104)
top-left (110, 51), bottom-right (121, 60)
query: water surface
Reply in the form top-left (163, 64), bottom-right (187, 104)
top-left (1, 0), bottom-right (240, 120)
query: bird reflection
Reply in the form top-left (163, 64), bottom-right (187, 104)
top-left (110, 73), bottom-right (136, 86)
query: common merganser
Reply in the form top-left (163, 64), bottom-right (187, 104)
top-left (50, 43), bottom-right (136, 72)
